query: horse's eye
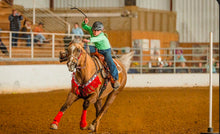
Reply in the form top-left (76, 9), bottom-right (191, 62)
top-left (77, 49), bottom-right (81, 52)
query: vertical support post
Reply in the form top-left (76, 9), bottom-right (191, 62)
top-left (67, 24), bottom-right (71, 35)
top-left (140, 44), bottom-right (143, 74)
top-left (33, 0), bottom-right (36, 25)
top-left (208, 32), bottom-right (213, 132)
top-left (52, 34), bottom-right (55, 58)
top-left (50, 0), bottom-right (54, 10)
top-left (31, 33), bottom-right (34, 58)
top-left (173, 48), bottom-right (176, 73)
top-left (9, 32), bottom-right (12, 58)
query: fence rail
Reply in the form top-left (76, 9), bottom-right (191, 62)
top-left (0, 31), bottom-right (219, 74)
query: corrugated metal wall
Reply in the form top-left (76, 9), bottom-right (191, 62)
top-left (54, 0), bottom-right (124, 9)
top-left (136, 0), bottom-right (170, 11)
top-left (173, 0), bottom-right (219, 43)
top-left (14, 0), bottom-right (124, 9)
top-left (14, 0), bottom-right (50, 8)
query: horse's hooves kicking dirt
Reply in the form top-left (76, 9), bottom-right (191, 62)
top-left (50, 124), bottom-right (58, 130)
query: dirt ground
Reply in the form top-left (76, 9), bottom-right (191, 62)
top-left (0, 87), bottom-right (219, 134)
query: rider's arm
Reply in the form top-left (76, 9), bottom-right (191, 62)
top-left (81, 21), bottom-right (92, 32)
top-left (90, 34), bottom-right (104, 43)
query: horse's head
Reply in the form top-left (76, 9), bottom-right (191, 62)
top-left (67, 42), bottom-right (85, 72)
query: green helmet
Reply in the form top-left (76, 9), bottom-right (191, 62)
top-left (92, 21), bottom-right (104, 31)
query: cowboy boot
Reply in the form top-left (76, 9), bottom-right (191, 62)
top-left (113, 80), bottom-right (120, 90)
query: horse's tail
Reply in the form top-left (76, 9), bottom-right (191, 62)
top-left (119, 51), bottom-right (134, 72)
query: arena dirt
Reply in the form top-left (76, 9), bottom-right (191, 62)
top-left (0, 87), bottom-right (219, 134)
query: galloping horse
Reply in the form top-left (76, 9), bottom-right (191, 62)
top-left (50, 42), bottom-right (134, 132)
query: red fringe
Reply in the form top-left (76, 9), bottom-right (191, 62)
top-left (82, 76), bottom-right (101, 96)
top-left (72, 74), bottom-right (101, 97)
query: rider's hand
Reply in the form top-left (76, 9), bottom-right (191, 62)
top-left (82, 39), bottom-right (90, 43)
top-left (84, 18), bottom-right (89, 24)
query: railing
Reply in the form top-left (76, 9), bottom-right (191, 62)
top-left (0, 31), bottom-right (219, 73)
top-left (0, 30), bottom-right (89, 60)
top-left (112, 46), bottom-right (219, 74)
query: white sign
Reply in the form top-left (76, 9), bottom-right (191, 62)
top-left (142, 39), bottom-right (149, 51)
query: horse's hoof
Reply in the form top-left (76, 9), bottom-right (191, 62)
top-left (80, 121), bottom-right (87, 130)
top-left (80, 126), bottom-right (88, 130)
top-left (88, 124), bottom-right (95, 131)
top-left (50, 124), bottom-right (58, 130)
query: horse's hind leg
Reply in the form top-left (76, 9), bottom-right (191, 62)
top-left (94, 99), bottom-right (102, 117)
top-left (50, 92), bottom-right (78, 130)
top-left (89, 90), bottom-right (119, 132)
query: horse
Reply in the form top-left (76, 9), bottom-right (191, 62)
top-left (50, 41), bottom-right (134, 132)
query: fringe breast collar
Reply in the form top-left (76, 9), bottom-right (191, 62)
top-left (71, 71), bottom-right (101, 97)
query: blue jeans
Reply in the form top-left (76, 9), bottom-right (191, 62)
top-left (84, 45), bottom-right (96, 53)
top-left (98, 48), bottom-right (118, 80)
top-left (12, 30), bottom-right (19, 46)
top-left (23, 34), bottom-right (31, 46)
top-left (26, 35), bottom-right (31, 46)
top-left (35, 34), bottom-right (46, 43)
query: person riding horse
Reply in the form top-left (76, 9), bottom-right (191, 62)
top-left (51, 42), bottom-right (134, 132)
top-left (82, 18), bottom-right (120, 90)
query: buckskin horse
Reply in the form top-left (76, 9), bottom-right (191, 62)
top-left (50, 42), bottom-right (134, 132)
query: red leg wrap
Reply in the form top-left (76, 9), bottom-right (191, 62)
top-left (52, 111), bottom-right (63, 125)
top-left (80, 110), bottom-right (87, 128)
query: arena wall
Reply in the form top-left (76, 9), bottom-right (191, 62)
top-left (0, 65), bottom-right (219, 93)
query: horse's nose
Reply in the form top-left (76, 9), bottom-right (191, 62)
top-left (70, 64), bottom-right (74, 71)
top-left (67, 61), bottom-right (75, 72)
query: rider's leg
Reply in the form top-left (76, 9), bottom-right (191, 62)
top-left (83, 44), bottom-right (96, 54)
top-left (89, 46), bottom-right (96, 53)
top-left (98, 48), bottom-right (120, 90)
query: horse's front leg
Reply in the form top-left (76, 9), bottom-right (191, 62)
top-left (80, 93), bottom-right (97, 130)
top-left (50, 91), bottom-right (79, 130)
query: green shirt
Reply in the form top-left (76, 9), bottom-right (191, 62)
top-left (82, 21), bottom-right (111, 50)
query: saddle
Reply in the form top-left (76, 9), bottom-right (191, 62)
top-left (91, 51), bottom-right (115, 84)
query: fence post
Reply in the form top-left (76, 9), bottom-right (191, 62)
top-left (9, 32), bottom-right (12, 58)
top-left (31, 33), bottom-right (34, 58)
top-left (52, 34), bottom-right (55, 58)
top-left (140, 45), bottom-right (143, 74)
top-left (208, 32), bottom-right (213, 132)
top-left (173, 48), bottom-right (176, 73)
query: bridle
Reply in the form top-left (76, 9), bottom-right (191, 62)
top-left (67, 46), bottom-right (87, 72)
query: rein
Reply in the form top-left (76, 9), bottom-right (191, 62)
top-left (72, 49), bottom-right (87, 70)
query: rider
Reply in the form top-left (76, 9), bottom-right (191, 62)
top-left (81, 18), bottom-right (120, 90)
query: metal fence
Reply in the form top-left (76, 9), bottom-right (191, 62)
top-left (0, 30), bottom-right (89, 60)
top-left (117, 47), bottom-right (219, 74)
top-left (0, 31), bottom-right (219, 74)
